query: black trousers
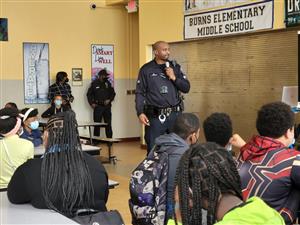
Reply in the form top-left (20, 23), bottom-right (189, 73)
top-left (93, 105), bottom-right (113, 138)
top-left (145, 111), bottom-right (181, 154)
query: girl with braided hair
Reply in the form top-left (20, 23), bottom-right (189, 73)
top-left (7, 110), bottom-right (109, 217)
top-left (168, 142), bottom-right (284, 225)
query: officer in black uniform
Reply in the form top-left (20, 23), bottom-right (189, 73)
top-left (87, 69), bottom-right (116, 137)
top-left (135, 41), bottom-right (190, 154)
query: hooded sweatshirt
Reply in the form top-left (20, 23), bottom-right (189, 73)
top-left (237, 135), bottom-right (300, 225)
top-left (153, 133), bottom-right (189, 217)
top-left (167, 197), bottom-right (284, 225)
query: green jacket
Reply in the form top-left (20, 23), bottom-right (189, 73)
top-left (167, 197), bottom-right (284, 225)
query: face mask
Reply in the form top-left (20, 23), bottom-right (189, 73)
top-left (225, 143), bottom-right (232, 151)
top-left (288, 138), bottom-right (296, 149)
top-left (29, 120), bottom-right (39, 130)
top-left (54, 99), bottom-right (62, 107)
top-left (65, 78), bottom-right (69, 83)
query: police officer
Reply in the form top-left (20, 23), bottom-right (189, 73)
top-left (87, 69), bottom-right (116, 137)
top-left (135, 41), bottom-right (190, 154)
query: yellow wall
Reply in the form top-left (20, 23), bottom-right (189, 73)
top-left (138, 0), bottom-right (184, 65)
top-left (0, 1), bottom-right (133, 80)
top-left (138, 0), bottom-right (286, 66)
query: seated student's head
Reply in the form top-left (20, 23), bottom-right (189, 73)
top-left (203, 113), bottom-right (232, 148)
top-left (172, 113), bottom-right (200, 145)
top-left (53, 95), bottom-right (63, 108)
top-left (0, 108), bottom-right (22, 137)
top-left (256, 102), bottom-right (294, 147)
top-left (174, 142), bottom-right (242, 225)
top-left (4, 102), bottom-right (18, 111)
top-left (20, 108), bottom-right (39, 131)
top-left (42, 110), bottom-right (94, 217)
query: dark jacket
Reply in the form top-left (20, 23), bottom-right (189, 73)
top-left (48, 82), bottom-right (73, 102)
top-left (135, 60), bottom-right (190, 116)
top-left (41, 105), bottom-right (70, 118)
top-left (20, 129), bottom-right (42, 147)
top-left (237, 135), bottom-right (300, 225)
top-left (153, 133), bottom-right (189, 212)
top-left (87, 79), bottom-right (116, 106)
top-left (7, 152), bottom-right (109, 212)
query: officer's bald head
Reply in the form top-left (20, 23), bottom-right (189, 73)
top-left (153, 41), bottom-right (170, 61)
top-left (153, 41), bottom-right (168, 51)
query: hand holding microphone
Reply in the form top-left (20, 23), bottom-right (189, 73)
top-left (165, 61), bottom-right (176, 81)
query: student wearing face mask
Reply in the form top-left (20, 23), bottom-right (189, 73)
top-left (0, 107), bottom-right (34, 189)
top-left (129, 113), bottom-right (200, 224)
top-left (19, 108), bottom-right (43, 147)
top-left (41, 95), bottom-right (70, 118)
top-left (237, 102), bottom-right (300, 225)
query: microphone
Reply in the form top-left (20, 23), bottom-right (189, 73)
top-left (165, 61), bottom-right (170, 68)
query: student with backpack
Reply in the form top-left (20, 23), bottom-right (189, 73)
top-left (129, 113), bottom-right (200, 225)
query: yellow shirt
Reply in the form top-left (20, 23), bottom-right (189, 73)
top-left (0, 135), bottom-right (34, 189)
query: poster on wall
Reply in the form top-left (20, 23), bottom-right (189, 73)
top-left (285, 0), bottom-right (300, 26)
top-left (184, 0), bottom-right (251, 13)
top-left (0, 18), bottom-right (8, 41)
top-left (72, 68), bottom-right (83, 86)
top-left (23, 43), bottom-right (50, 104)
top-left (91, 44), bottom-right (114, 86)
top-left (184, 0), bottom-right (273, 40)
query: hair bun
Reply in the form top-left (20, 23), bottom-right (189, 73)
top-left (0, 108), bottom-right (19, 119)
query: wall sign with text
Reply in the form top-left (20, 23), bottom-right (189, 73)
top-left (184, 0), bottom-right (273, 40)
top-left (91, 44), bottom-right (114, 86)
top-left (285, 0), bottom-right (300, 27)
top-left (23, 43), bottom-right (50, 104)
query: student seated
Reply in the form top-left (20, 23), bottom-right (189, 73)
top-left (237, 102), bottom-right (300, 225)
top-left (4, 102), bottom-right (18, 111)
top-left (7, 110), bottom-right (109, 216)
top-left (203, 112), bottom-right (246, 153)
top-left (129, 113), bottom-right (200, 224)
top-left (42, 95), bottom-right (70, 118)
top-left (19, 108), bottom-right (43, 147)
top-left (0, 108), bottom-right (34, 189)
top-left (168, 143), bottom-right (284, 225)
top-left (158, 113), bottom-right (200, 220)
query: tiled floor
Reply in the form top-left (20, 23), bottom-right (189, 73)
top-left (97, 141), bottom-right (145, 225)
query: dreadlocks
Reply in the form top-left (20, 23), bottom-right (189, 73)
top-left (41, 110), bottom-right (94, 217)
top-left (173, 142), bottom-right (242, 225)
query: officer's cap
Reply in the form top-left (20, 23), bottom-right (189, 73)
top-left (98, 69), bottom-right (109, 77)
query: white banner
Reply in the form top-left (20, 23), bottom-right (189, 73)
top-left (184, 0), bottom-right (250, 13)
top-left (23, 43), bottom-right (49, 104)
top-left (184, 0), bottom-right (273, 40)
top-left (91, 44), bottom-right (114, 85)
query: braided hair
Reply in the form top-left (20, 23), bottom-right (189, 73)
top-left (173, 142), bottom-right (242, 225)
top-left (41, 110), bottom-right (94, 217)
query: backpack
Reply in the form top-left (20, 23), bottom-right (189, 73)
top-left (129, 146), bottom-right (169, 225)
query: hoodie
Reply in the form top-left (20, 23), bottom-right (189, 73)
top-left (237, 135), bottom-right (300, 224)
top-left (152, 133), bottom-right (189, 219)
top-left (167, 197), bottom-right (284, 225)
